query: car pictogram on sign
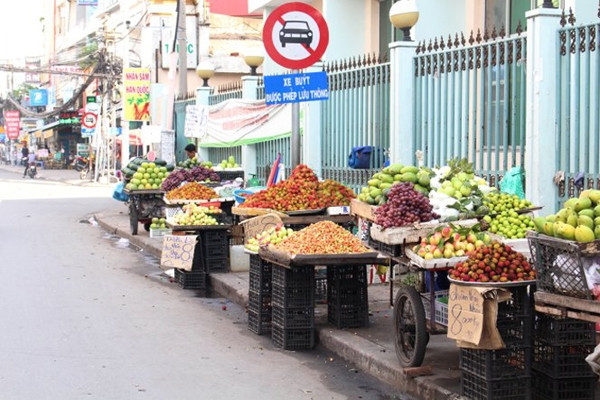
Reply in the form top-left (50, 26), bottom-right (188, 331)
top-left (279, 20), bottom-right (313, 48)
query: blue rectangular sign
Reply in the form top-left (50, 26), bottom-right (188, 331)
top-left (29, 89), bottom-right (48, 106)
top-left (264, 71), bottom-right (329, 105)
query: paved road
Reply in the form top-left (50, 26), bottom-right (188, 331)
top-left (0, 170), bottom-right (411, 400)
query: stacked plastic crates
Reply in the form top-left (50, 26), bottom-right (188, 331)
top-left (460, 285), bottom-right (534, 400)
top-left (247, 254), bottom-right (273, 335)
top-left (532, 314), bottom-right (597, 400)
top-left (327, 265), bottom-right (369, 329)
top-left (193, 228), bottom-right (230, 273)
top-left (174, 268), bottom-right (207, 290)
top-left (271, 264), bottom-right (315, 350)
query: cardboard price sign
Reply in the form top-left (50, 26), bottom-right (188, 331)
top-left (446, 284), bottom-right (511, 350)
top-left (160, 235), bottom-right (196, 271)
top-left (240, 213), bottom-right (283, 244)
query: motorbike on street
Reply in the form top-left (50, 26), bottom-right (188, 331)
top-left (23, 157), bottom-right (37, 179)
top-left (72, 155), bottom-right (88, 172)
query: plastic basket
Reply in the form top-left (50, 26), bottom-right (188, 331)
top-left (216, 170), bottom-right (245, 182)
top-left (532, 369), bottom-right (597, 400)
top-left (460, 346), bottom-right (531, 381)
top-left (534, 314), bottom-right (596, 346)
top-left (315, 267), bottom-right (327, 304)
top-left (421, 290), bottom-right (449, 327)
top-left (527, 234), bottom-right (591, 299)
top-left (174, 269), bottom-right (207, 290)
top-left (272, 264), bottom-right (315, 308)
top-left (461, 371), bottom-right (531, 400)
top-left (367, 235), bottom-right (402, 256)
top-left (248, 292), bottom-right (272, 335)
top-left (272, 305), bottom-right (314, 330)
top-left (249, 255), bottom-right (272, 294)
top-left (533, 342), bottom-right (596, 379)
top-left (271, 324), bottom-right (315, 350)
top-left (327, 265), bottom-right (369, 328)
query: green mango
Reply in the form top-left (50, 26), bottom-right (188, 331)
top-left (379, 173), bottom-right (394, 184)
top-left (574, 197), bottom-right (592, 212)
top-left (578, 215), bottom-right (595, 230)
top-left (543, 221), bottom-right (555, 236)
top-left (400, 165), bottom-right (419, 174)
top-left (418, 174), bottom-right (430, 187)
top-left (366, 196), bottom-right (376, 205)
top-left (368, 179), bottom-right (381, 188)
top-left (393, 174), bottom-right (403, 182)
top-left (413, 184), bottom-right (429, 195)
top-left (370, 188), bottom-right (382, 198)
top-left (594, 216), bottom-right (600, 227)
top-left (556, 208), bottom-right (569, 223)
top-left (546, 214), bottom-right (557, 223)
top-left (401, 172), bottom-right (418, 183)
top-left (379, 182), bottom-right (393, 190)
top-left (361, 186), bottom-right (370, 194)
top-left (388, 163), bottom-right (404, 175)
top-left (588, 189), bottom-right (600, 205)
top-left (557, 223), bottom-right (576, 240)
top-left (566, 214), bottom-right (578, 227)
top-left (579, 209), bottom-right (595, 219)
top-left (595, 225), bottom-right (600, 240)
top-left (564, 198), bottom-right (578, 209)
top-left (594, 205), bottom-right (600, 217)
top-left (533, 216), bottom-right (546, 233)
top-left (575, 225), bottom-right (595, 243)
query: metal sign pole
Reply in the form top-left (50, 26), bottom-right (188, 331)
top-left (291, 86), bottom-right (300, 168)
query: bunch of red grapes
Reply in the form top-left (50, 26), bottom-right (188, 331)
top-left (375, 182), bottom-right (439, 229)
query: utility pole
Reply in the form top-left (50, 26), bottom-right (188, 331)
top-left (177, 0), bottom-right (188, 96)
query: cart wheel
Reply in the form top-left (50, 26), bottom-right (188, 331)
top-left (129, 201), bottom-right (138, 235)
top-left (393, 285), bottom-right (428, 367)
top-left (144, 221), bottom-right (151, 232)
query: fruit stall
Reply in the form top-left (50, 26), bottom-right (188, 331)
top-left (122, 157), bottom-right (174, 235)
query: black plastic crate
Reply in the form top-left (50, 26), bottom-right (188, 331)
top-left (532, 369), bottom-right (597, 400)
top-left (534, 314), bottom-right (596, 346)
top-left (272, 284), bottom-right (314, 308)
top-left (272, 264), bottom-right (315, 289)
top-left (271, 324), bottom-right (315, 350)
top-left (204, 256), bottom-right (229, 273)
top-left (533, 342), bottom-right (596, 379)
top-left (496, 315), bottom-right (532, 347)
top-left (459, 346), bottom-right (531, 381)
top-left (272, 305), bottom-right (314, 329)
top-left (527, 234), bottom-right (591, 299)
top-left (248, 309), bottom-right (271, 335)
top-left (174, 269), bottom-right (207, 290)
top-left (199, 229), bottom-right (229, 247)
top-left (216, 170), bottom-right (245, 182)
top-left (327, 265), bottom-right (369, 329)
top-left (367, 235), bottom-right (402, 256)
top-left (249, 256), bottom-right (272, 294)
top-left (461, 370), bottom-right (531, 400)
top-left (498, 285), bottom-right (535, 318)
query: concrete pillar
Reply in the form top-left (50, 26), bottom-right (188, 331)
top-left (195, 86), bottom-right (211, 161)
top-left (389, 41), bottom-right (418, 165)
top-left (303, 62), bottom-right (324, 178)
top-left (525, 8), bottom-right (562, 215)
top-left (241, 75), bottom-right (259, 183)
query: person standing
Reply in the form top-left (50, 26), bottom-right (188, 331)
top-left (21, 146), bottom-right (29, 161)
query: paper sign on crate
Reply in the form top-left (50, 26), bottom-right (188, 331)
top-left (160, 235), bottom-right (196, 271)
top-left (239, 213), bottom-right (283, 245)
top-left (446, 284), bottom-right (511, 349)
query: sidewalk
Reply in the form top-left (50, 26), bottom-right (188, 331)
top-left (93, 204), bottom-right (464, 400)
top-left (1, 162), bottom-right (463, 399)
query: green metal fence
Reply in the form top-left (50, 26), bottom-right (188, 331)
top-left (556, 19), bottom-right (600, 207)
top-left (255, 136), bottom-right (291, 185)
top-left (320, 54), bottom-right (391, 193)
top-left (413, 30), bottom-right (527, 188)
top-left (208, 82), bottom-right (243, 105)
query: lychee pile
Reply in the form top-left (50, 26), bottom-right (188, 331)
top-left (449, 241), bottom-right (535, 283)
top-left (239, 165), bottom-right (355, 212)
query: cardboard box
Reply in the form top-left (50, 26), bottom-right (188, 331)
top-left (326, 206), bottom-right (350, 216)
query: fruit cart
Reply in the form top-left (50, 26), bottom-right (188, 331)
top-left (125, 189), bottom-right (166, 235)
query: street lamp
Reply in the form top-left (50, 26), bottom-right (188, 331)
top-left (196, 61), bottom-right (215, 87)
top-left (243, 49), bottom-right (264, 76)
top-left (389, 0), bottom-right (419, 42)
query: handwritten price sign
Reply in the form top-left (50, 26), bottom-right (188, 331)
top-left (160, 235), bottom-right (197, 271)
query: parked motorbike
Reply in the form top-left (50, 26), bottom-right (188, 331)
top-left (24, 160), bottom-right (37, 179)
top-left (72, 155), bottom-right (88, 172)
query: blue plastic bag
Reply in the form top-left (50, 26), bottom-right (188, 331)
top-left (500, 166), bottom-right (525, 199)
top-left (112, 181), bottom-right (130, 202)
top-left (348, 146), bottom-right (386, 169)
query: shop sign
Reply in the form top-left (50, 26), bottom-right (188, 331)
top-left (160, 16), bottom-right (198, 69)
top-left (123, 68), bottom-right (151, 121)
top-left (29, 89), bottom-right (48, 106)
top-left (4, 110), bottom-right (20, 140)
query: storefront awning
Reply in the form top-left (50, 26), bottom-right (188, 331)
top-left (27, 120), bottom-right (61, 134)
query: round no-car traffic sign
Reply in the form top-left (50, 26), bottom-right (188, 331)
top-left (81, 112), bottom-right (98, 129)
top-left (263, 2), bottom-right (329, 70)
